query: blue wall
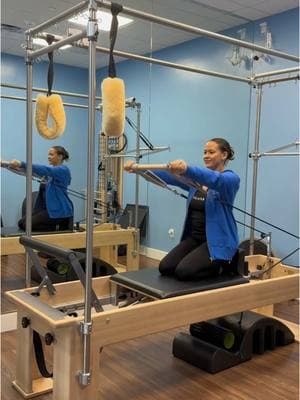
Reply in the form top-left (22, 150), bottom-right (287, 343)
top-left (1, 53), bottom-right (91, 225)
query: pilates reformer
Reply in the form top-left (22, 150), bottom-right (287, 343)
top-left (5, 233), bottom-right (299, 399)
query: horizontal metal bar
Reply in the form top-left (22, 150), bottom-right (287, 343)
top-left (2, 72), bottom-right (133, 106)
top-left (28, 31), bottom-right (86, 59)
top-left (259, 75), bottom-right (299, 85)
top-left (264, 141), bottom-right (299, 153)
top-left (75, 43), bottom-right (250, 83)
top-left (0, 94), bottom-right (102, 110)
top-left (26, 0), bottom-right (89, 36)
top-left (56, 295), bottom-right (114, 314)
top-left (107, 146), bottom-right (171, 158)
top-left (43, 31), bottom-right (250, 83)
top-left (97, 0), bottom-right (299, 62)
top-left (1, 82), bottom-right (102, 100)
top-left (260, 152), bottom-right (300, 157)
top-left (253, 67), bottom-right (300, 79)
top-left (126, 146), bottom-right (170, 153)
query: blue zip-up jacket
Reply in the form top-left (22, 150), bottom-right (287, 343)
top-left (154, 165), bottom-right (240, 261)
top-left (20, 162), bottom-right (73, 218)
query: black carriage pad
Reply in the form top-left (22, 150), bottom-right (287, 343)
top-left (110, 268), bottom-right (249, 299)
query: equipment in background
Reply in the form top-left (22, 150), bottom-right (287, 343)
top-left (106, 172), bottom-right (120, 220)
top-left (173, 311), bottom-right (294, 373)
top-left (117, 204), bottom-right (149, 255)
top-left (239, 238), bottom-right (274, 257)
top-left (96, 130), bottom-right (126, 224)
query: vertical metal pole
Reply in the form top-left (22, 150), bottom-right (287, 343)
top-left (25, 34), bottom-right (33, 287)
top-left (250, 84), bottom-right (263, 255)
top-left (266, 232), bottom-right (272, 258)
top-left (79, 0), bottom-right (97, 387)
top-left (134, 104), bottom-right (141, 248)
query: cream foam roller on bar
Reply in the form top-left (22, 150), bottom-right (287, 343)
top-left (101, 77), bottom-right (125, 137)
top-left (101, 3), bottom-right (125, 137)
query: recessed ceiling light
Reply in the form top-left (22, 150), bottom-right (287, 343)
top-left (69, 10), bottom-right (133, 31)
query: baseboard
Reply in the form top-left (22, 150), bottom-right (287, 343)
top-left (140, 246), bottom-right (167, 260)
top-left (1, 312), bottom-right (17, 332)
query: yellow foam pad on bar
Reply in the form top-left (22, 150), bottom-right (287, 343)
top-left (35, 94), bottom-right (66, 140)
top-left (101, 77), bottom-right (125, 137)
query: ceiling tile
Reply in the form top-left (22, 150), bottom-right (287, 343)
top-left (232, 0), bottom-right (266, 6)
top-left (234, 7), bottom-right (270, 19)
top-left (214, 13), bottom-right (251, 26)
top-left (254, 0), bottom-right (298, 14)
top-left (186, 0), bottom-right (244, 12)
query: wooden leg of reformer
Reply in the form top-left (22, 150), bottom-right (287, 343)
top-left (95, 245), bottom-right (118, 267)
top-left (53, 326), bottom-right (100, 400)
top-left (12, 310), bottom-right (53, 398)
top-left (253, 304), bottom-right (274, 316)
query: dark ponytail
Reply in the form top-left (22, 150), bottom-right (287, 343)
top-left (52, 146), bottom-right (69, 161)
top-left (210, 138), bottom-right (234, 162)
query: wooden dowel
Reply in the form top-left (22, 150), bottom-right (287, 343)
top-left (132, 163), bottom-right (169, 171)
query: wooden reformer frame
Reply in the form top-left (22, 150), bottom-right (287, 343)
top-left (5, 255), bottom-right (299, 399)
top-left (1, 223), bottom-right (140, 272)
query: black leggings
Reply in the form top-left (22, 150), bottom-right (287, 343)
top-left (159, 237), bottom-right (236, 281)
top-left (18, 209), bottom-right (71, 232)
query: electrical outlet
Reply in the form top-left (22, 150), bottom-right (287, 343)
top-left (168, 228), bottom-right (175, 238)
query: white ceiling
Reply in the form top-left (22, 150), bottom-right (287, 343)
top-left (1, 0), bottom-right (298, 68)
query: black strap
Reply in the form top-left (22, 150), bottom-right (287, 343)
top-left (33, 330), bottom-right (53, 378)
top-left (46, 35), bottom-right (55, 96)
top-left (108, 3), bottom-right (123, 78)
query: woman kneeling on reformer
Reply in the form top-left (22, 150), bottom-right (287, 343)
top-left (124, 138), bottom-right (240, 280)
top-left (2, 146), bottom-right (73, 232)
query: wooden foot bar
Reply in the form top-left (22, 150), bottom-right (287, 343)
top-left (5, 256), bottom-right (299, 399)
